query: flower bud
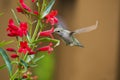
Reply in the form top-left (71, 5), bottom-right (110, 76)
top-left (22, 74), bottom-right (27, 79)
top-left (6, 48), bottom-right (15, 52)
top-left (11, 54), bottom-right (19, 58)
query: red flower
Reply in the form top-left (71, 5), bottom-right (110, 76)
top-left (33, 11), bottom-right (39, 15)
top-left (20, 0), bottom-right (31, 12)
top-left (38, 43), bottom-right (53, 54)
top-left (7, 19), bottom-right (28, 37)
top-left (6, 48), bottom-right (16, 52)
top-left (7, 19), bottom-right (19, 37)
top-left (22, 74), bottom-right (27, 79)
top-left (32, 0), bottom-right (35, 2)
top-left (11, 54), bottom-right (19, 58)
top-left (28, 50), bottom-right (35, 55)
top-left (19, 22), bottom-right (28, 37)
top-left (17, 0), bottom-right (31, 13)
top-left (39, 27), bottom-right (54, 38)
top-left (18, 41), bottom-right (31, 54)
top-left (16, 7), bottom-right (24, 13)
top-left (45, 10), bottom-right (58, 25)
top-left (18, 41), bottom-right (35, 55)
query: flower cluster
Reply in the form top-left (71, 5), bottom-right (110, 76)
top-left (45, 10), bottom-right (58, 25)
top-left (1, 0), bottom-right (60, 79)
top-left (6, 1), bottom-right (58, 59)
top-left (17, 0), bottom-right (38, 15)
top-left (7, 19), bottom-right (27, 37)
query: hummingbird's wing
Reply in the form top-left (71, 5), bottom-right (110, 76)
top-left (74, 20), bottom-right (98, 34)
top-left (56, 16), bottom-right (68, 29)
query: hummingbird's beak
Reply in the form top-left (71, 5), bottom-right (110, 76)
top-left (53, 28), bottom-right (58, 32)
top-left (53, 29), bottom-right (56, 32)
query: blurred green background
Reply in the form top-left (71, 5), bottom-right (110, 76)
top-left (33, 52), bottom-right (55, 80)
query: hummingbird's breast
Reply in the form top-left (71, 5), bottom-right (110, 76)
top-left (61, 31), bottom-right (73, 44)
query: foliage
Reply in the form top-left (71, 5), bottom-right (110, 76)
top-left (0, 0), bottom-right (58, 80)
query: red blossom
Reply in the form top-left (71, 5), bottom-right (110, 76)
top-left (39, 27), bottom-right (54, 38)
top-left (18, 41), bottom-right (31, 54)
top-left (7, 19), bottom-right (19, 37)
top-left (38, 43), bottom-right (53, 54)
top-left (16, 0), bottom-right (31, 13)
top-left (19, 22), bottom-right (28, 37)
top-left (11, 54), bottom-right (19, 58)
top-left (32, 0), bottom-right (35, 2)
top-left (28, 50), bottom-right (36, 55)
top-left (16, 7), bottom-right (24, 13)
top-left (45, 10), bottom-right (58, 25)
top-left (6, 48), bottom-right (16, 52)
top-left (22, 74), bottom-right (27, 79)
top-left (7, 19), bottom-right (28, 37)
top-left (20, 0), bottom-right (31, 12)
top-left (33, 11), bottom-right (39, 15)
top-left (18, 41), bottom-right (35, 55)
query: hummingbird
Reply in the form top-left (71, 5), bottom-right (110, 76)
top-left (54, 20), bottom-right (98, 47)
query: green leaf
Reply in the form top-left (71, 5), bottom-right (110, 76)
top-left (33, 37), bottom-right (60, 47)
top-left (41, 0), bottom-right (55, 18)
top-left (25, 55), bottom-right (35, 63)
top-left (27, 32), bottom-right (31, 43)
top-left (20, 59), bottom-right (28, 73)
top-left (29, 64), bottom-right (38, 68)
top-left (27, 55), bottom-right (45, 68)
top-left (33, 55), bottom-right (45, 63)
top-left (0, 40), bottom-right (14, 47)
top-left (0, 64), bottom-right (6, 70)
top-left (11, 9), bottom-right (20, 24)
top-left (0, 61), bottom-right (18, 71)
top-left (0, 48), bottom-right (12, 76)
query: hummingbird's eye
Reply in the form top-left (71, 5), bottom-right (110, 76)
top-left (57, 31), bottom-right (60, 32)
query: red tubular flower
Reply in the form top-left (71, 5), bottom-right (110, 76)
top-left (18, 41), bottom-right (35, 55)
top-left (19, 22), bottom-right (28, 37)
top-left (45, 10), bottom-right (58, 25)
top-left (11, 54), bottom-right (19, 58)
top-left (38, 43), bottom-right (53, 54)
top-left (6, 48), bottom-right (16, 52)
top-left (18, 41), bottom-right (31, 54)
top-left (22, 75), bottom-right (27, 79)
top-left (20, 0), bottom-right (31, 12)
top-left (7, 19), bottom-right (19, 37)
top-left (33, 11), bottom-right (39, 15)
top-left (7, 19), bottom-right (28, 37)
top-left (16, 7), bottom-right (24, 13)
top-left (32, 0), bottom-right (35, 2)
top-left (17, 0), bottom-right (31, 13)
top-left (28, 50), bottom-right (35, 55)
top-left (39, 27), bottom-right (54, 38)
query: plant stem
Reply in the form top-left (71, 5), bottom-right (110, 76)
top-left (11, 9), bottom-right (20, 24)
top-left (23, 53), bottom-right (28, 61)
top-left (10, 69), bottom-right (19, 80)
top-left (31, 19), bottom-right (41, 42)
top-left (36, 21), bottom-right (43, 40)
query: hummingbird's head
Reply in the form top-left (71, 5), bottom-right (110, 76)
top-left (54, 27), bottom-right (64, 36)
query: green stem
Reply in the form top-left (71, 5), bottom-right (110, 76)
top-left (23, 53), bottom-right (28, 61)
top-left (36, 21), bottom-right (43, 40)
top-left (41, 0), bottom-right (47, 13)
top-left (10, 69), bottom-right (19, 80)
top-left (11, 9), bottom-right (20, 24)
top-left (31, 19), bottom-right (41, 42)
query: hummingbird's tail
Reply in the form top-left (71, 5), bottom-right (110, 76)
top-left (78, 44), bottom-right (84, 48)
